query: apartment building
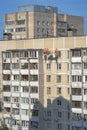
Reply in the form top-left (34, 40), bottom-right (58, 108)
top-left (4, 5), bottom-right (84, 40)
top-left (2, 49), bottom-right (44, 130)
top-left (70, 48), bottom-right (87, 130)
top-left (0, 36), bottom-right (87, 130)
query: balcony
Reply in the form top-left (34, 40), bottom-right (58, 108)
top-left (83, 56), bottom-right (87, 62)
top-left (83, 95), bottom-right (87, 101)
top-left (12, 70), bottom-right (19, 75)
top-left (21, 115), bottom-right (29, 120)
top-left (30, 59), bottom-right (38, 63)
top-left (72, 108), bottom-right (82, 113)
top-left (12, 81), bottom-right (19, 86)
top-left (20, 70), bottom-right (29, 75)
top-left (3, 113), bottom-right (10, 118)
top-left (72, 95), bottom-right (82, 101)
top-left (3, 92), bottom-right (11, 97)
top-left (30, 94), bottom-right (39, 98)
top-left (3, 70), bottom-right (10, 74)
top-left (72, 82), bottom-right (82, 88)
top-left (30, 116), bottom-right (39, 122)
top-left (30, 70), bottom-right (38, 75)
top-left (72, 121), bottom-right (83, 127)
top-left (12, 58), bottom-right (19, 63)
top-left (83, 70), bottom-right (87, 75)
top-left (3, 58), bottom-right (10, 63)
top-left (71, 57), bottom-right (81, 62)
top-left (21, 81), bottom-right (29, 86)
top-left (3, 81), bottom-right (11, 85)
top-left (4, 102), bottom-right (10, 108)
top-left (21, 104), bottom-right (29, 109)
top-left (12, 93), bottom-right (19, 97)
top-left (30, 82), bottom-right (38, 86)
top-left (21, 93), bottom-right (29, 97)
top-left (71, 70), bottom-right (82, 75)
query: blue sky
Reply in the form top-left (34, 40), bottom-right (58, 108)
top-left (0, 0), bottom-right (87, 39)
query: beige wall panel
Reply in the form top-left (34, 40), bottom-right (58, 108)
top-left (54, 38), bottom-right (64, 48)
top-left (64, 37), bottom-right (74, 48)
top-left (75, 36), bottom-right (86, 48)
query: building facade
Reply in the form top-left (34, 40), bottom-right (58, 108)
top-left (4, 5), bottom-right (84, 40)
top-left (70, 48), bottom-right (87, 130)
top-left (0, 36), bottom-right (87, 130)
top-left (2, 49), bottom-right (44, 130)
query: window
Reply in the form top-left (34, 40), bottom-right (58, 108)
top-left (12, 52), bottom-right (19, 58)
top-left (47, 63), bottom-right (51, 69)
top-left (72, 49), bottom-right (81, 57)
top-left (31, 98), bottom-right (38, 104)
top-left (12, 108), bottom-right (19, 115)
top-left (56, 75), bottom-right (61, 83)
top-left (84, 89), bottom-right (87, 95)
top-left (46, 75), bottom-right (51, 82)
top-left (57, 63), bottom-right (61, 70)
top-left (20, 51), bottom-right (28, 57)
top-left (84, 102), bottom-right (87, 109)
top-left (47, 99), bottom-right (51, 106)
top-left (47, 111), bottom-right (51, 119)
top-left (21, 98), bottom-right (29, 104)
top-left (3, 85), bottom-right (10, 92)
top-left (5, 20), bottom-right (15, 25)
top-left (57, 123), bottom-right (61, 130)
top-left (84, 63), bottom-right (87, 69)
top-left (37, 21), bottom-right (40, 25)
top-left (16, 20), bottom-right (25, 25)
top-left (16, 27), bottom-right (26, 32)
top-left (21, 63), bottom-right (28, 69)
top-left (72, 88), bottom-right (81, 95)
top-left (58, 111), bottom-right (62, 118)
top-left (57, 99), bottom-right (61, 106)
top-left (57, 87), bottom-right (61, 94)
top-left (58, 51), bottom-right (61, 58)
top-left (22, 86), bottom-right (29, 92)
top-left (31, 121), bottom-right (38, 128)
top-left (12, 86), bottom-right (19, 92)
top-left (14, 120), bottom-right (20, 126)
top-left (31, 110), bottom-right (38, 116)
top-left (2, 52), bottom-right (10, 58)
top-left (12, 97), bottom-right (19, 103)
top-left (14, 75), bottom-right (19, 81)
top-left (3, 63), bottom-right (10, 70)
top-left (67, 63), bottom-right (69, 70)
top-left (67, 75), bottom-right (69, 82)
top-left (72, 101), bottom-right (82, 108)
top-left (3, 74), bottom-right (10, 81)
top-left (21, 75), bottom-right (28, 81)
top-left (72, 76), bottom-right (82, 82)
top-left (47, 87), bottom-right (51, 94)
top-left (72, 63), bottom-right (81, 70)
top-left (12, 63), bottom-right (19, 69)
top-left (42, 21), bottom-right (45, 26)
top-left (30, 75), bottom-right (38, 81)
top-left (29, 51), bottom-right (37, 58)
top-left (22, 109), bottom-right (29, 115)
top-left (85, 75), bottom-right (87, 82)
top-left (22, 120), bottom-right (29, 127)
top-left (31, 87), bottom-right (38, 93)
top-left (68, 88), bottom-right (70, 94)
top-left (30, 63), bottom-right (38, 69)
top-left (4, 97), bottom-right (10, 102)
top-left (67, 51), bottom-right (70, 58)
